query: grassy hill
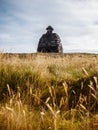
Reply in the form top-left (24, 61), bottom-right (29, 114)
top-left (0, 53), bottom-right (98, 130)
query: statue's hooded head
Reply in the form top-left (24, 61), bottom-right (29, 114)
top-left (46, 25), bottom-right (54, 34)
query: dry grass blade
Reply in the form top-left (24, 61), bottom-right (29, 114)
top-left (7, 84), bottom-right (12, 97)
top-left (46, 103), bottom-right (59, 130)
top-left (49, 86), bottom-right (53, 97)
top-left (30, 87), bottom-right (32, 95)
top-left (93, 76), bottom-right (98, 89)
top-left (60, 97), bottom-right (65, 108)
top-left (45, 97), bottom-right (50, 104)
top-left (88, 84), bottom-right (96, 93)
top-left (63, 81), bottom-right (68, 97)
top-left (82, 67), bottom-right (89, 76)
top-left (80, 104), bottom-right (87, 111)
top-left (48, 86), bottom-right (56, 98)
top-left (91, 93), bottom-right (98, 102)
top-left (46, 103), bottom-right (55, 117)
top-left (6, 106), bottom-right (14, 113)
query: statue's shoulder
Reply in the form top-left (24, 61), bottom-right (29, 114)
top-left (52, 33), bottom-right (60, 39)
top-left (53, 33), bottom-right (59, 37)
top-left (41, 33), bottom-right (47, 38)
top-left (52, 33), bottom-right (57, 36)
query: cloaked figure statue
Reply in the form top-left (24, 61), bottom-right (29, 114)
top-left (37, 26), bottom-right (63, 53)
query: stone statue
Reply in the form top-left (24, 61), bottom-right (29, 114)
top-left (37, 25), bottom-right (63, 53)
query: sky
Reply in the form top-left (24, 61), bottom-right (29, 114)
top-left (0, 0), bottom-right (98, 53)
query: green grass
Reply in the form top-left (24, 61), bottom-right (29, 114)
top-left (0, 53), bottom-right (98, 130)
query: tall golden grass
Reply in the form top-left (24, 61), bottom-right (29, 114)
top-left (0, 53), bottom-right (98, 130)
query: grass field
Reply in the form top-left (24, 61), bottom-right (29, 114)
top-left (0, 53), bottom-right (98, 130)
